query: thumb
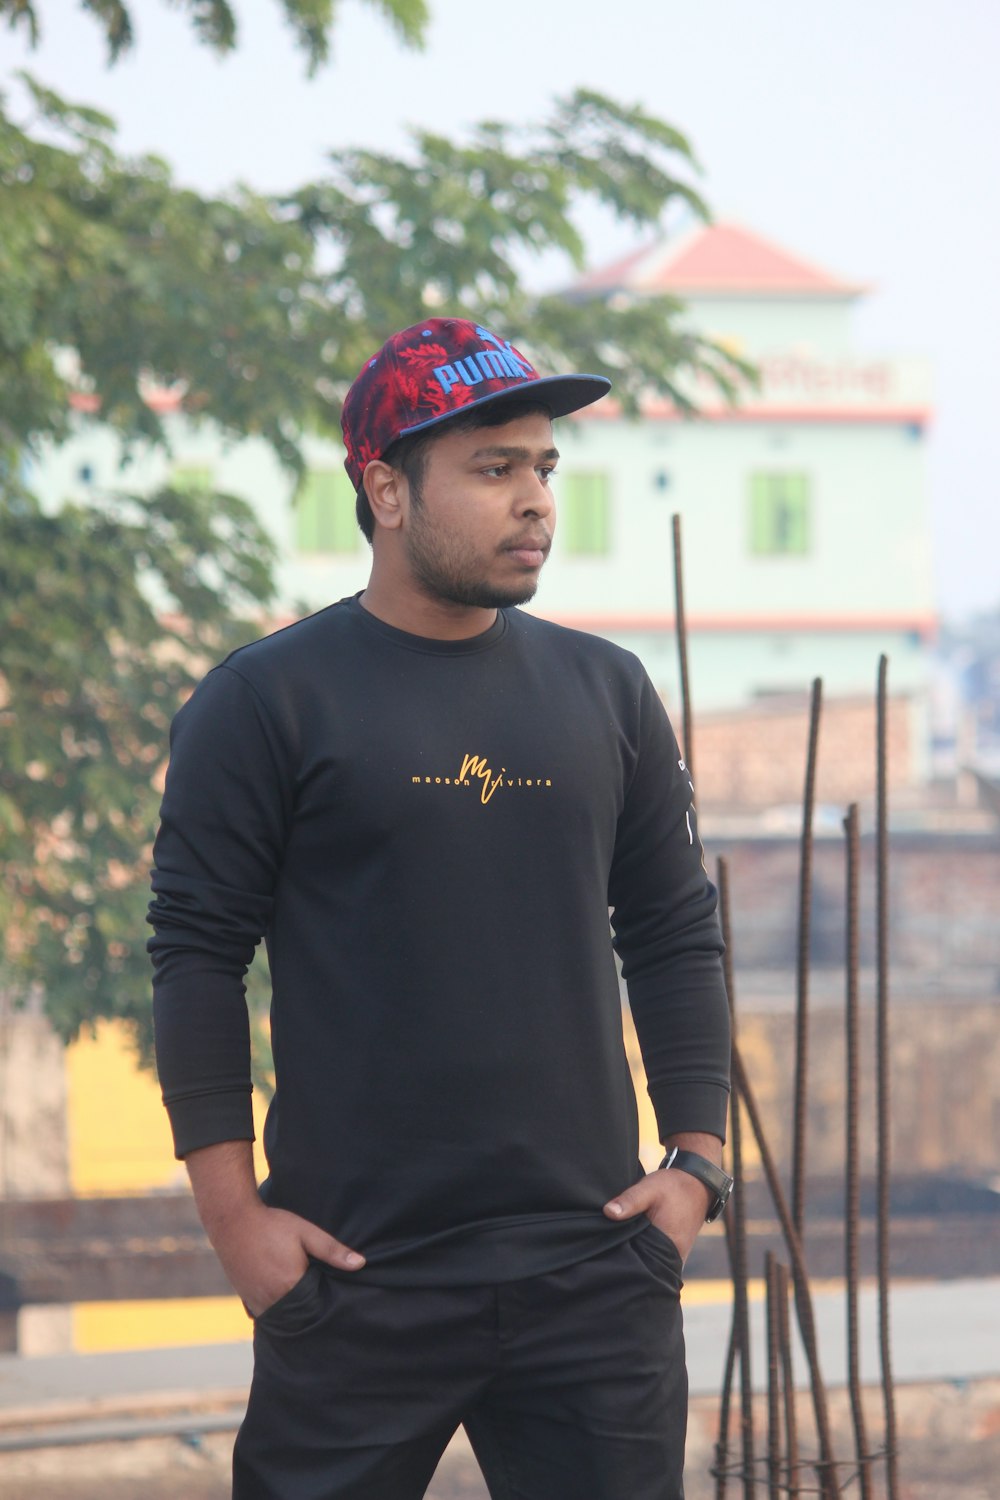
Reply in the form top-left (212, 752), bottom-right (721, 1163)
top-left (604, 1180), bottom-right (655, 1222)
top-left (300, 1224), bottom-right (366, 1272)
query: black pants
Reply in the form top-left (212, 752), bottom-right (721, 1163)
top-left (233, 1227), bottom-right (688, 1500)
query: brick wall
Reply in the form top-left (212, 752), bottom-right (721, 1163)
top-left (731, 1001), bottom-right (1000, 1179)
top-left (706, 833), bottom-right (1000, 972)
top-left (692, 693), bottom-right (912, 809)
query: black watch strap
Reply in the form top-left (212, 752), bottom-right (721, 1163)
top-left (660, 1147), bottom-right (734, 1222)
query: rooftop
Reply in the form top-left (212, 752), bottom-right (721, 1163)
top-left (574, 220), bottom-right (866, 299)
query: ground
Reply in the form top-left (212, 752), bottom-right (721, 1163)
top-left (1, 1381), bottom-right (998, 1498)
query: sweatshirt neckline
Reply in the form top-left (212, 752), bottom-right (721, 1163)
top-left (346, 594), bottom-right (509, 656)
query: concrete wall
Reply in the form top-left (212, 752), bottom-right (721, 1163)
top-left (0, 997), bottom-right (68, 1197)
top-left (548, 414), bottom-right (933, 622)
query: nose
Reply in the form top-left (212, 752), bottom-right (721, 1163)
top-left (514, 469), bottom-right (555, 519)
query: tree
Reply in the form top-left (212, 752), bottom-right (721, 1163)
top-left (0, 73), bottom-right (331, 469)
top-left (0, 471), bottom-right (277, 1058)
top-left (0, 73), bottom-right (748, 1056)
top-left (285, 90), bottom-right (745, 416)
top-left (1, 0), bottom-right (429, 72)
top-left (2, 77), bottom-right (744, 461)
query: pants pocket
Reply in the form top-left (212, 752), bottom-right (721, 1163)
top-left (631, 1222), bottom-right (685, 1289)
top-left (254, 1260), bottom-right (330, 1338)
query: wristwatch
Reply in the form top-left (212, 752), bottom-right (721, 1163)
top-left (659, 1147), bottom-right (734, 1223)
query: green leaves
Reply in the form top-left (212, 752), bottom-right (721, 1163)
top-left (0, 0), bottom-right (429, 70)
top-left (0, 478), bottom-right (276, 1052)
top-left (1, 81), bottom-right (328, 467)
top-left (287, 87), bottom-right (745, 413)
top-left (1, 76), bottom-right (747, 466)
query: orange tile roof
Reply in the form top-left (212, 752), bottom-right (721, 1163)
top-left (575, 221), bottom-right (865, 298)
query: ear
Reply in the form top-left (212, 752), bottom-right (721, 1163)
top-left (364, 460), bottom-right (405, 532)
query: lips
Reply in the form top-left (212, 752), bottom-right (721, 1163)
top-left (505, 535), bottom-right (551, 568)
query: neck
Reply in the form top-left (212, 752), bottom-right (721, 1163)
top-left (360, 565), bottom-right (498, 641)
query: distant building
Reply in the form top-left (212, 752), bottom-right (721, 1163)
top-left (545, 222), bottom-right (935, 720)
top-left (935, 611), bottom-right (1000, 781)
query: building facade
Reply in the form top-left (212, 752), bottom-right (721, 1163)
top-left (546, 222), bottom-right (935, 722)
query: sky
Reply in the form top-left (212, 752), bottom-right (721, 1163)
top-left (4, 0), bottom-right (999, 621)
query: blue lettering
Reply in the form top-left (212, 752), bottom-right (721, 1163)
top-left (437, 343), bottom-right (533, 396)
top-left (503, 346), bottom-right (533, 377)
top-left (454, 356), bottom-right (485, 387)
top-left (480, 350), bottom-right (509, 379)
top-left (434, 363), bottom-right (460, 393)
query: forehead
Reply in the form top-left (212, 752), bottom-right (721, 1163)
top-left (428, 409), bottom-right (556, 463)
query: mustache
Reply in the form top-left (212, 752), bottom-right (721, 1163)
top-left (504, 529), bottom-right (552, 550)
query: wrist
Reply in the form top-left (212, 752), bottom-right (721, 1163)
top-left (185, 1140), bottom-right (263, 1243)
top-left (662, 1131), bottom-right (724, 1167)
top-left (659, 1146), bottom-right (734, 1223)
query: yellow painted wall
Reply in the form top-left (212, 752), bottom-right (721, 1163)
top-left (65, 1020), bottom-right (268, 1351)
top-left (73, 1296), bottom-right (252, 1352)
top-left (67, 1022), bottom-right (184, 1194)
top-left (621, 1004), bottom-right (667, 1169)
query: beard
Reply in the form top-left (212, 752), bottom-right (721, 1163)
top-left (403, 489), bottom-right (544, 610)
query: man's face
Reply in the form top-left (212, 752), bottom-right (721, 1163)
top-left (402, 410), bottom-right (558, 611)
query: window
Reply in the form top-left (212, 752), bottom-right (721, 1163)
top-left (561, 471), bottom-right (611, 556)
top-left (295, 469), bottom-right (360, 554)
top-left (749, 473), bottom-right (810, 556)
top-left (171, 465), bottom-right (214, 495)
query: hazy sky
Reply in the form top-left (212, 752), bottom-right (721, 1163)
top-left (4, 0), bottom-right (998, 620)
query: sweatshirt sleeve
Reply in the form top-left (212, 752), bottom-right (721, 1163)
top-left (608, 671), bottom-right (731, 1144)
top-left (147, 664), bottom-right (293, 1158)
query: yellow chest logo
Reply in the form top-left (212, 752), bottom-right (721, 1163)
top-left (411, 753), bottom-right (553, 804)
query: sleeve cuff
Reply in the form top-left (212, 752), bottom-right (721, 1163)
top-left (649, 1079), bottom-right (731, 1145)
top-left (164, 1088), bottom-right (256, 1160)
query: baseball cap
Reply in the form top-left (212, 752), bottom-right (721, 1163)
top-left (341, 317), bottom-right (611, 491)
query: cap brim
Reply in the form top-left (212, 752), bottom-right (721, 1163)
top-left (397, 373), bottom-right (611, 440)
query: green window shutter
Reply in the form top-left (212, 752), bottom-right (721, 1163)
top-left (749, 473), bottom-right (810, 556)
top-left (562, 472), bottom-right (611, 556)
top-left (296, 469), bottom-right (360, 554)
top-left (171, 465), bottom-right (214, 496)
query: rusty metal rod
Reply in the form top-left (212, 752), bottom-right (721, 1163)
top-left (875, 655), bottom-right (899, 1498)
top-left (671, 513), bottom-right (695, 784)
top-left (672, 503), bottom-right (743, 1496)
top-left (672, 499), bottom-right (740, 1495)
top-left (843, 803), bottom-right (872, 1500)
top-left (718, 857), bottom-right (755, 1500)
top-left (714, 1236), bottom-right (740, 1500)
top-left (765, 1252), bottom-right (782, 1500)
top-left (729, 1041), bottom-right (841, 1499)
top-left (776, 1259), bottom-right (799, 1499)
top-left (792, 677), bottom-right (823, 1237)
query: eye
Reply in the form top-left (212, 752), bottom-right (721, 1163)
top-left (481, 464), bottom-right (509, 478)
top-left (538, 465), bottom-right (557, 483)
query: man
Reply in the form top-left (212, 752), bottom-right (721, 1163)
top-left (149, 316), bottom-right (732, 1500)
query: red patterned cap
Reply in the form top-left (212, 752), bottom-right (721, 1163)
top-left (341, 317), bottom-right (611, 490)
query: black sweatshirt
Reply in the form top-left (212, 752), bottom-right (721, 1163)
top-left (148, 597), bottom-right (730, 1286)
